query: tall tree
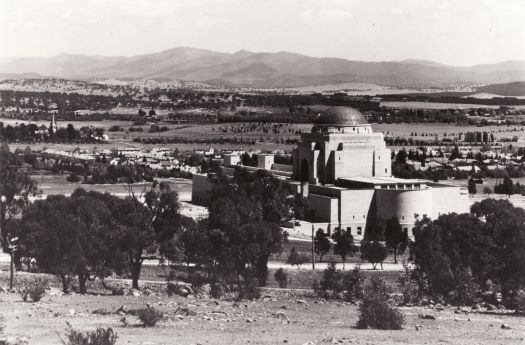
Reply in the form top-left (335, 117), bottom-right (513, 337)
top-left (467, 178), bottom-right (477, 196)
top-left (384, 217), bottom-right (409, 264)
top-left (332, 227), bottom-right (356, 269)
top-left (314, 228), bottom-right (331, 262)
top-left (360, 241), bottom-right (387, 270)
top-left (0, 143), bottom-right (39, 251)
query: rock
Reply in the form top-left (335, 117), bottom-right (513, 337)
top-left (296, 300), bottom-right (307, 305)
top-left (418, 314), bottom-right (436, 320)
top-left (46, 287), bottom-right (64, 297)
top-left (128, 289), bottom-right (142, 297)
top-left (272, 311), bottom-right (287, 319)
top-left (111, 287), bottom-right (125, 296)
top-left (501, 323), bottom-right (511, 329)
top-left (280, 305), bottom-right (288, 309)
top-left (415, 325), bottom-right (422, 331)
top-left (245, 318), bottom-right (254, 323)
top-left (486, 303), bottom-right (497, 311)
top-left (0, 286), bottom-right (7, 293)
top-left (211, 311), bottom-right (228, 316)
top-left (142, 288), bottom-right (154, 296)
top-left (68, 309), bottom-right (75, 316)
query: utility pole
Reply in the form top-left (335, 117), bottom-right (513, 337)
top-left (311, 224), bottom-right (315, 270)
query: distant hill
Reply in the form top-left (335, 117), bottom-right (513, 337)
top-left (474, 81), bottom-right (525, 96)
top-left (1, 47), bottom-right (525, 88)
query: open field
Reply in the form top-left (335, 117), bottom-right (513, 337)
top-left (31, 174), bottom-right (208, 220)
top-left (0, 270), bottom-right (523, 345)
top-left (380, 101), bottom-right (525, 110)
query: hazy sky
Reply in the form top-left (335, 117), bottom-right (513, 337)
top-left (1, 0), bottom-right (524, 66)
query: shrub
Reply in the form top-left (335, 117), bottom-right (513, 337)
top-left (63, 326), bottom-right (118, 345)
top-left (320, 262), bottom-right (344, 296)
top-left (274, 268), bottom-right (288, 288)
top-left (357, 276), bottom-right (405, 330)
top-left (66, 173), bottom-right (81, 183)
top-left (286, 247), bottom-right (310, 269)
top-left (397, 262), bottom-right (426, 305)
top-left (238, 271), bottom-right (260, 300)
top-left (188, 271), bottom-right (208, 293)
top-left (360, 241), bottom-right (388, 270)
top-left (343, 266), bottom-right (366, 302)
top-left (210, 281), bottom-right (226, 299)
top-left (451, 267), bottom-right (481, 306)
top-left (19, 278), bottom-right (48, 302)
top-left (108, 125), bottom-right (122, 132)
top-left (137, 305), bottom-right (164, 327)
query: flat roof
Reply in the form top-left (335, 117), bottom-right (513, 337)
top-left (338, 176), bottom-right (426, 185)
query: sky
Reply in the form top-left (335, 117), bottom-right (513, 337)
top-left (1, 0), bottom-right (525, 66)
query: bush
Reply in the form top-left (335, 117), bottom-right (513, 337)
top-left (63, 326), bottom-right (118, 345)
top-left (210, 281), bottom-right (226, 299)
top-left (360, 241), bottom-right (388, 269)
top-left (274, 268), bottom-right (288, 288)
top-left (136, 305), bottom-right (164, 327)
top-left (320, 262), bottom-right (343, 296)
top-left (66, 173), bottom-right (81, 183)
top-left (451, 267), bottom-right (481, 306)
top-left (357, 276), bottom-right (405, 330)
top-left (19, 278), bottom-right (48, 302)
top-left (238, 271), bottom-right (260, 300)
top-left (397, 262), bottom-right (426, 305)
top-left (188, 271), bottom-right (208, 293)
top-left (108, 125), bottom-right (122, 132)
top-left (286, 247), bottom-right (310, 269)
top-left (343, 266), bottom-right (366, 302)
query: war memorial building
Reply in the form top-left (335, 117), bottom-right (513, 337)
top-left (192, 106), bottom-right (469, 240)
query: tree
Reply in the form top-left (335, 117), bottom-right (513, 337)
top-left (384, 217), bottom-right (409, 264)
top-left (123, 181), bottom-right (182, 289)
top-left (16, 190), bottom-right (127, 294)
top-left (314, 229), bottom-right (331, 262)
top-left (286, 247), bottom-right (309, 269)
top-left (207, 169), bottom-right (290, 288)
top-left (470, 199), bottom-right (525, 306)
top-left (0, 143), bottom-right (39, 251)
top-left (331, 227), bottom-right (356, 269)
top-left (502, 176), bottom-right (513, 197)
top-left (467, 178), bottom-right (477, 196)
top-left (360, 241), bottom-right (387, 270)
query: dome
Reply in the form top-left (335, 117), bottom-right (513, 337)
top-left (314, 106), bottom-right (368, 126)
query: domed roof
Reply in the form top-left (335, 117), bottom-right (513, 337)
top-left (314, 106), bottom-right (368, 126)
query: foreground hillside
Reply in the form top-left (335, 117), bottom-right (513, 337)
top-left (0, 273), bottom-right (523, 345)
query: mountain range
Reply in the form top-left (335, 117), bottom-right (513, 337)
top-left (1, 47), bottom-right (525, 88)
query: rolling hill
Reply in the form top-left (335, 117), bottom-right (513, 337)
top-left (474, 81), bottom-right (525, 97)
top-left (1, 47), bottom-right (525, 88)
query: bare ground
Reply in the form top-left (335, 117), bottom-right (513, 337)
top-left (0, 277), bottom-right (523, 345)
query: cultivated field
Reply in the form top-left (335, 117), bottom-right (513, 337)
top-left (380, 101), bottom-right (522, 110)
